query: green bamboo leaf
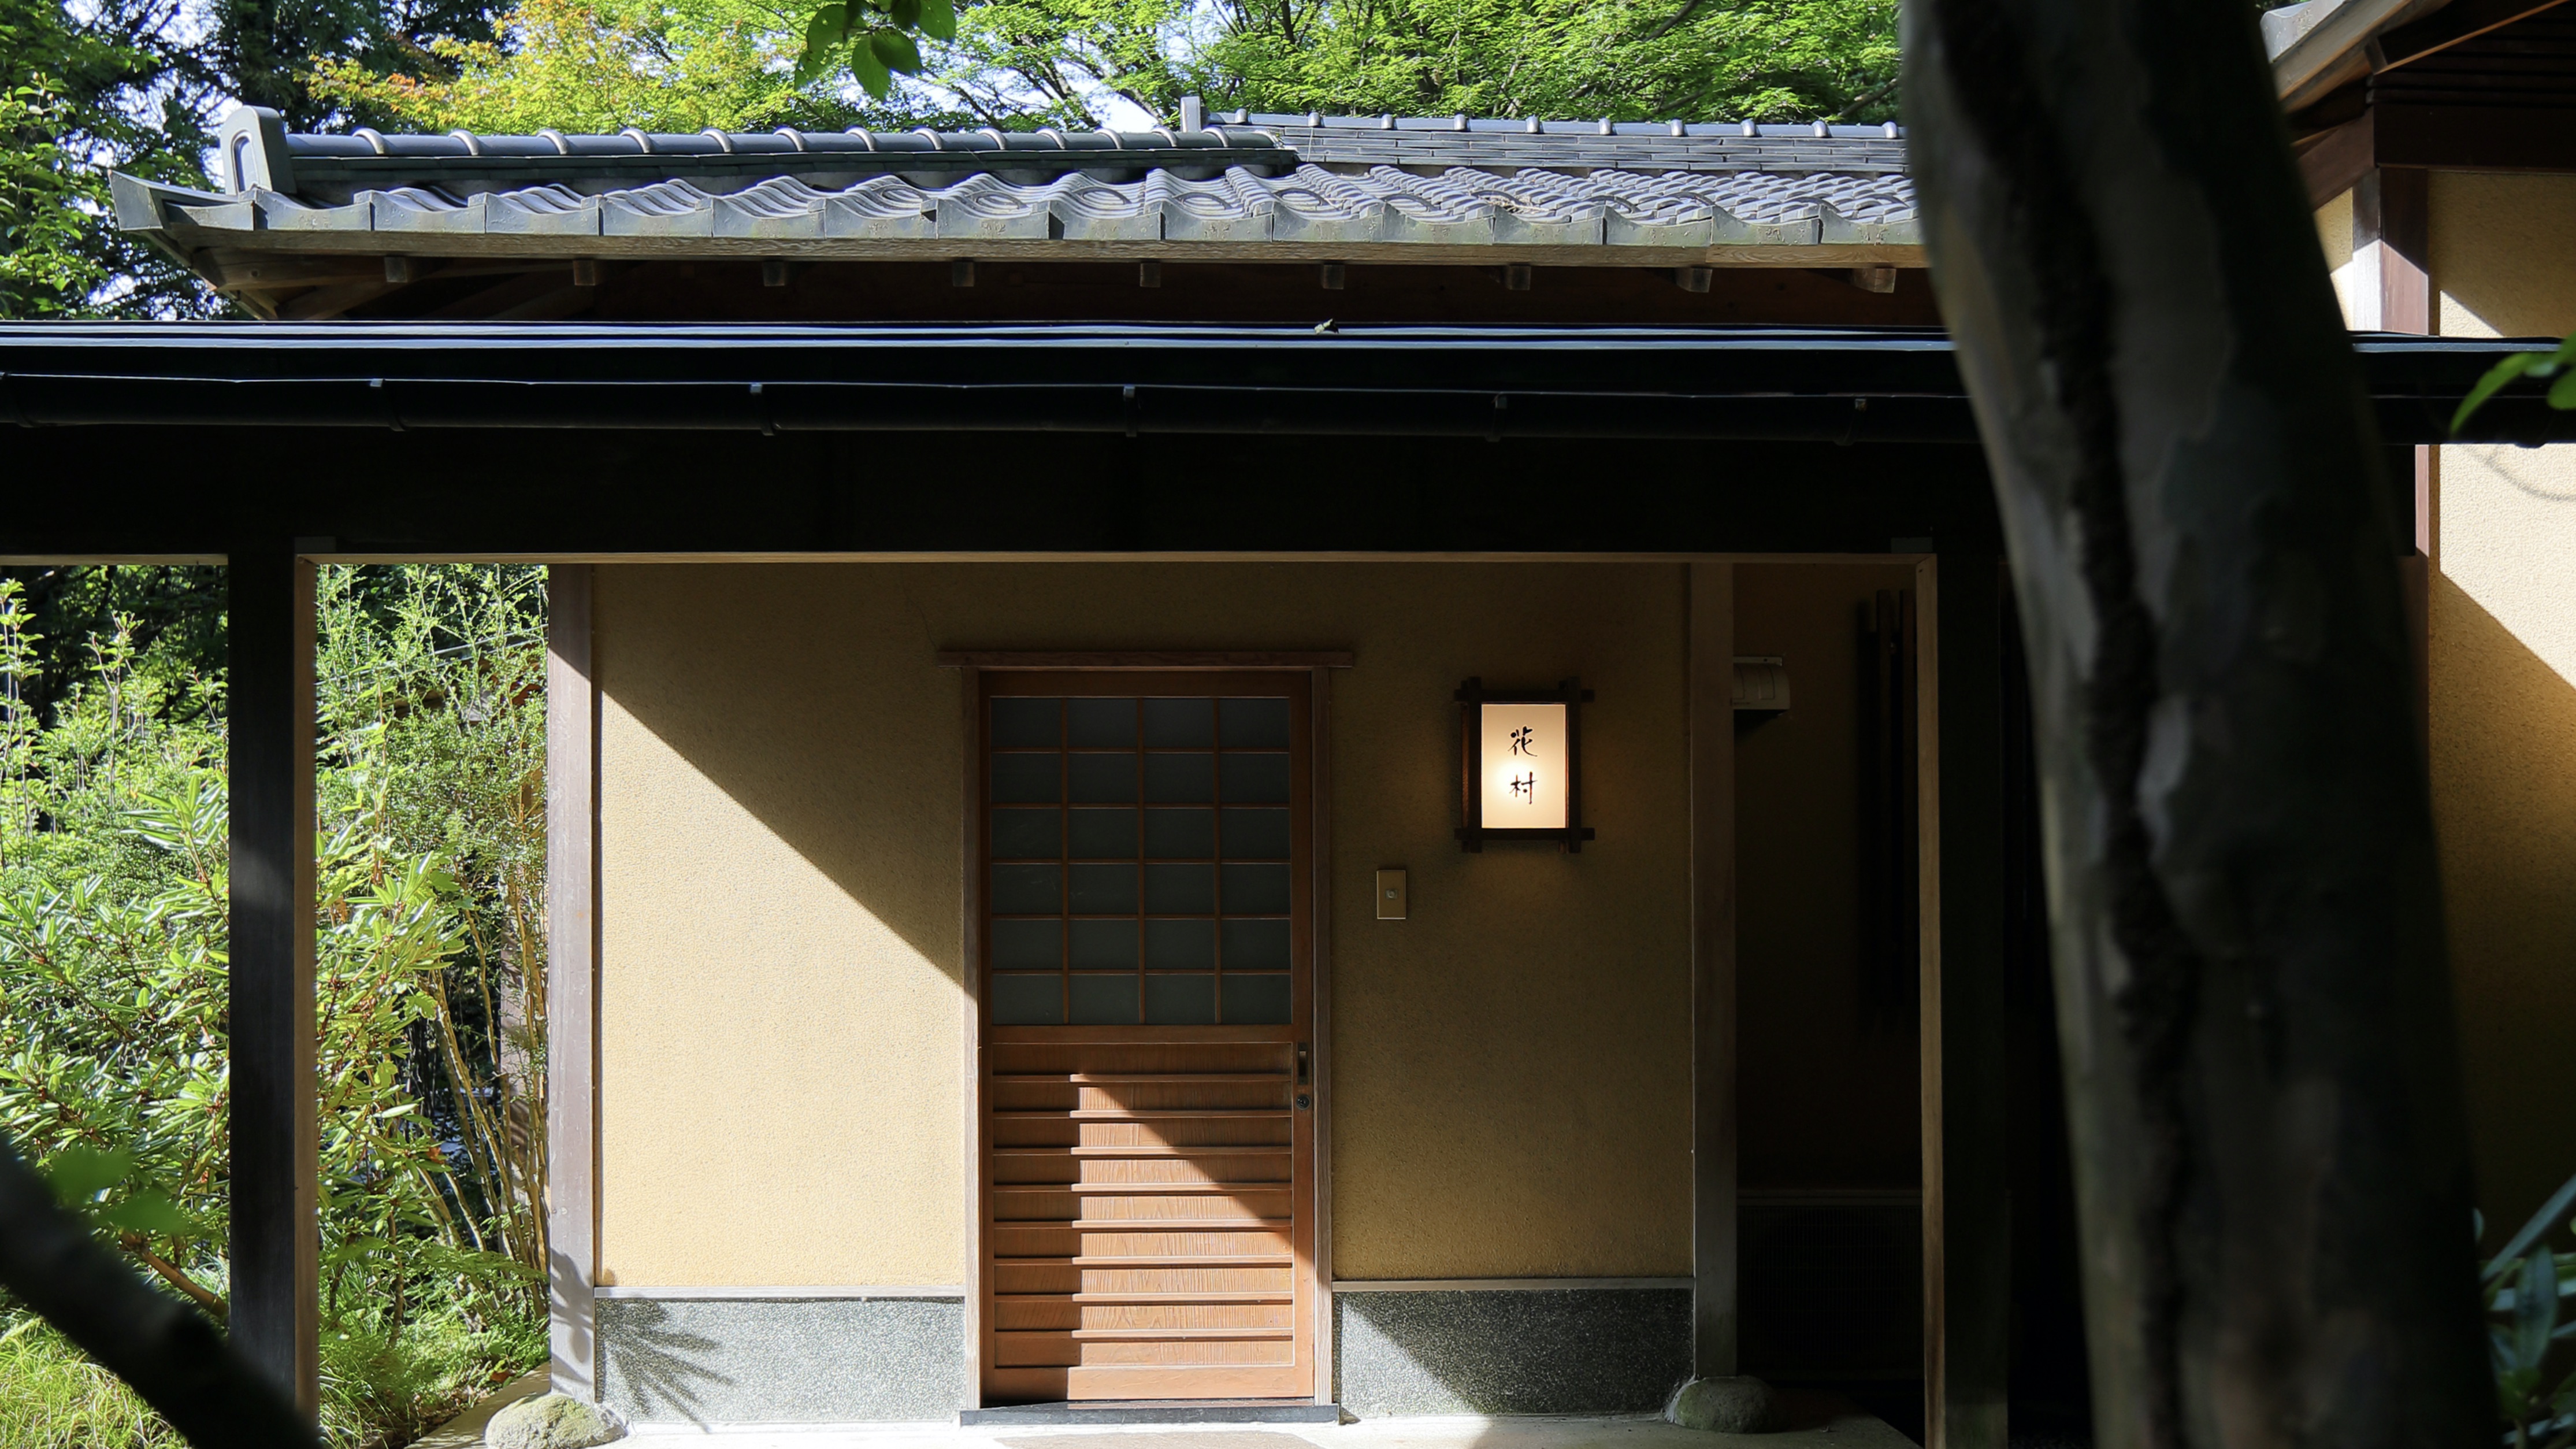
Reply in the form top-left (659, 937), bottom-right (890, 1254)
top-left (2521, 1250), bottom-right (2560, 1371)
top-left (2550, 369), bottom-right (2576, 411)
top-left (98, 1189), bottom-right (201, 1238)
top-left (2489, 1169), bottom-right (2576, 1283)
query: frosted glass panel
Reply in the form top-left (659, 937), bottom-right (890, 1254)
top-left (988, 686), bottom-right (1302, 1029)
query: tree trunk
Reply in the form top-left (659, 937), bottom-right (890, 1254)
top-left (1901, 5), bottom-right (2493, 1449)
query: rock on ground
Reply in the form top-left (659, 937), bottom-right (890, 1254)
top-left (1666, 1375), bottom-right (1779, 1433)
top-left (484, 1392), bottom-right (627, 1449)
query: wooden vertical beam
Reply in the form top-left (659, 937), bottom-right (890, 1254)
top-left (1309, 665), bottom-right (1336, 1402)
top-left (545, 565), bottom-right (599, 1399)
top-left (960, 665), bottom-right (985, 1413)
top-left (1921, 557), bottom-right (2009, 1449)
top-left (2357, 169), bottom-right (2438, 766)
top-left (2356, 169), bottom-right (2432, 337)
top-left (1688, 561), bottom-right (1738, 1378)
top-left (2356, 168), bottom-right (2436, 559)
top-left (228, 544), bottom-right (318, 1416)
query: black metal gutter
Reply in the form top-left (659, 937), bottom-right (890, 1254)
top-left (0, 323), bottom-right (2562, 444)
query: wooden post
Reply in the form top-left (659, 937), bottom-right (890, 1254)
top-left (1688, 562), bottom-right (1738, 1378)
top-left (227, 544), bottom-right (317, 1416)
top-left (546, 565), bottom-right (599, 1398)
top-left (1905, 5), bottom-right (2492, 1449)
top-left (2355, 169), bottom-right (2437, 743)
top-left (1920, 557), bottom-right (2010, 1449)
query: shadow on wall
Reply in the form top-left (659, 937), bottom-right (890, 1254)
top-left (2431, 573), bottom-right (2576, 1235)
top-left (596, 1300), bottom-right (732, 1427)
top-left (598, 565), bottom-right (967, 979)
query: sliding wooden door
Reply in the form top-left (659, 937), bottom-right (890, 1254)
top-left (977, 670), bottom-right (1317, 1403)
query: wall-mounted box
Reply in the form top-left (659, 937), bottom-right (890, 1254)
top-left (1376, 868), bottom-right (1407, 920)
top-left (1733, 655), bottom-right (1791, 713)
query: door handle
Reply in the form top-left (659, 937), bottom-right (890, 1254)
top-left (1296, 1044), bottom-right (1312, 1110)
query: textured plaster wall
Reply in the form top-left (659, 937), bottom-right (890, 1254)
top-left (595, 562), bottom-right (1692, 1286)
top-left (596, 568), bottom-right (969, 1287)
top-left (2425, 172), bottom-right (2576, 1231)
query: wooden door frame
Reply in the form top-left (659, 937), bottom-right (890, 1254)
top-left (949, 653), bottom-right (1349, 1409)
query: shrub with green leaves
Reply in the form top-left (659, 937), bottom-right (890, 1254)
top-left (0, 566), bottom-right (552, 1446)
top-left (2486, 1170), bottom-right (2576, 1449)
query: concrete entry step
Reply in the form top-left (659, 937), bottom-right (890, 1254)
top-left (962, 1404), bottom-right (1345, 1426)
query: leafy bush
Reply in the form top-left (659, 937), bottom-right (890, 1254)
top-left (0, 565), bottom-right (551, 1446)
top-left (2488, 1171), bottom-right (2576, 1449)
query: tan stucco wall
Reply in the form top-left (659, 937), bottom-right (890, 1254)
top-left (2316, 190), bottom-right (2357, 318)
top-left (595, 569), bottom-right (971, 1287)
top-left (2426, 172), bottom-right (2576, 1232)
top-left (595, 562), bottom-right (1694, 1287)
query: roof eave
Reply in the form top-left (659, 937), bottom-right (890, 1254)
top-left (2269, 0), bottom-right (2454, 111)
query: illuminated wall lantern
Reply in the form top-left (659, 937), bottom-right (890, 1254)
top-left (1454, 677), bottom-right (1597, 853)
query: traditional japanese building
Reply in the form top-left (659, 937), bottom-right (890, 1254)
top-left (27, 4), bottom-right (2576, 1436)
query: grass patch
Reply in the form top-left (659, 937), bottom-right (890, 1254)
top-left (0, 1305), bottom-right (544, 1449)
top-left (0, 1321), bottom-right (181, 1449)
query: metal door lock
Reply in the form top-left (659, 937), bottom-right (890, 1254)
top-left (1296, 1093), bottom-right (1313, 1110)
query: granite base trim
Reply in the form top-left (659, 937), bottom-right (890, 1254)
top-left (598, 1295), bottom-right (963, 1425)
top-left (960, 1401), bottom-right (1344, 1424)
top-left (1332, 1287), bottom-right (1691, 1417)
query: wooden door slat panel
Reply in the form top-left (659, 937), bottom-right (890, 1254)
top-left (1000, 1252), bottom-right (1296, 1267)
top-left (1075, 1267), bottom-right (1294, 1293)
top-left (1079, 1340), bottom-right (1296, 1366)
top-left (1060, 1181), bottom-right (1290, 1193)
top-left (994, 1067), bottom-right (1298, 1077)
top-left (1065, 1365), bottom-right (1311, 1398)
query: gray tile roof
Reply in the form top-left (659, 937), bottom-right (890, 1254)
top-left (1221, 110), bottom-right (1907, 174)
top-left (114, 104), bottom-right (1921, 265)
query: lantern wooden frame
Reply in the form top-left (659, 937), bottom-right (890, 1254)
top-left (1454, 676), bottom-right (1597, 853)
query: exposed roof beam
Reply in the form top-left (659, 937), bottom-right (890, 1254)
top-left (2376, 0), bottom-right (2574, 69)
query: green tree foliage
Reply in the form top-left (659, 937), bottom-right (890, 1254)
top-left (312, 0), bottom-right (852, 132)
top-left (311, 0), bottom-right (1894, 145)
top-left (2, 0), bottom-right (511, 316)
top-left (885, 0), bottom-right (1902, 128)
top-left (0, 0), bottom-right (223, 317)
top-left (0, 566), bottom-right (551, 1445)
top-left (1196, 0), bottom-right (1899, 127)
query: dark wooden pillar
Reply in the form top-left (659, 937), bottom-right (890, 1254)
top-left (2356, 167), bottom-right (2434, 556)
top-left (1924, 556), bottom-right (2009, 1449)
top-left (228, 545), bottom-right (317, 1415)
